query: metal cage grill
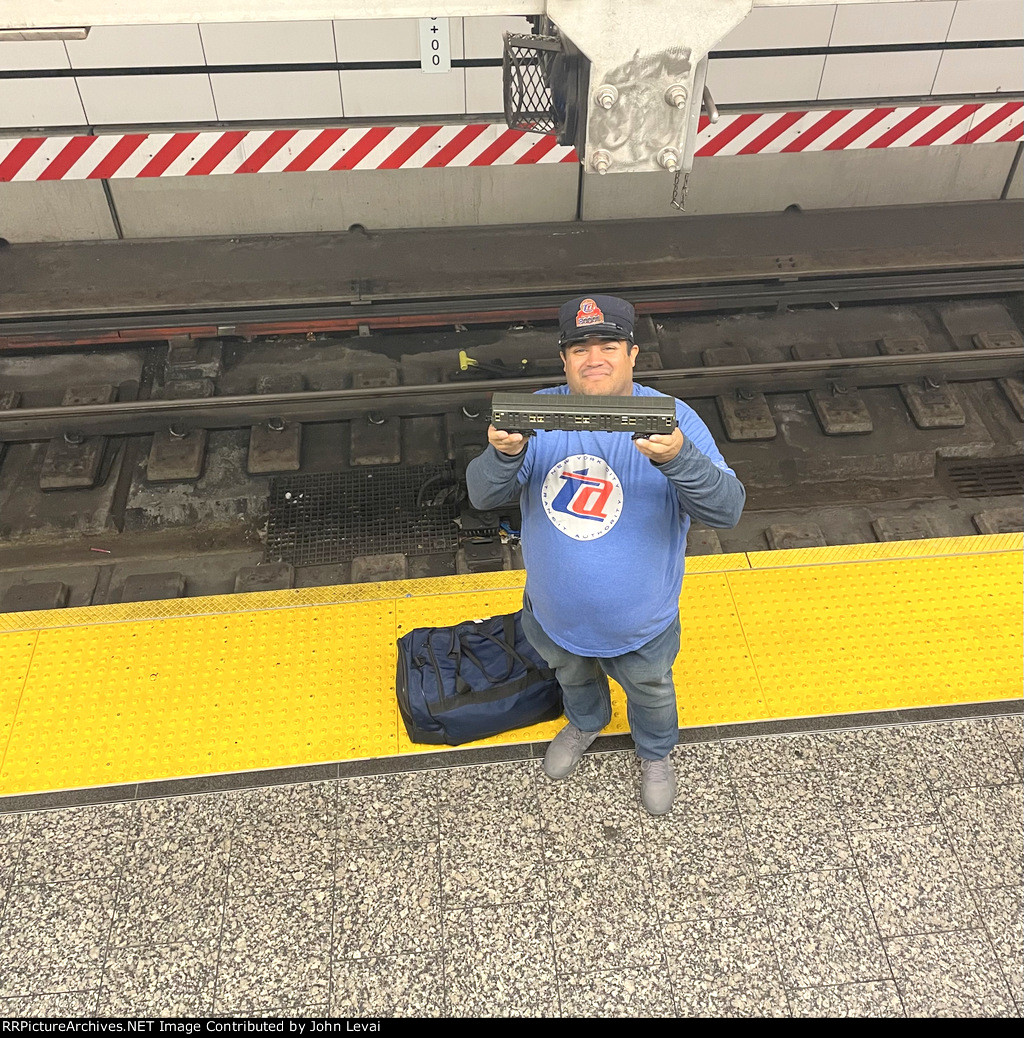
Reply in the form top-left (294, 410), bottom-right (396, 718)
top-left (264, 464), bottom-right (461, 566)
top-left (502, 32), bottom-right (564, 135)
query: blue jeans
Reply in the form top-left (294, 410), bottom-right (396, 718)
top-left (521, 596), bottom-right (681, 760)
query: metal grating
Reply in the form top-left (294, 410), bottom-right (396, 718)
top-left (265, 464), bottom-right (460, 566)
top-left (503, 33), bottom-right (562, 135)
top-left (942, 457), bottom-right (1024, 498)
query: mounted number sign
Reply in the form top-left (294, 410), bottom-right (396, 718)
top-left (419, 17), bottom-right (451, 74)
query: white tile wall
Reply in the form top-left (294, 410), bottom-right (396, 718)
top-left (932, 45), bottom-right (1024, 92)
top-left (77, 74), bottom-right (217, 125)
top-left (463, 15), bottom-right (535, 58)
top-left (334, 18), bottom-right (464, 62)
top-left (0, 79), bottom-right (86, 128)
top-left (0, 39), bottom-right (70, 70)
top-left (716, 5), bottom-right (836, 50)
top-left (65, 25), bottom-right (207, 68)
top-left (818, 50), bottom-right (943, 98)
top-left (211, 72), bottom-right (343, 121)
top-left (339, 68), bottom-right (466, 118)
top-left (4, 11), bottom-right (1019, 134)
top-left (946, 0), bottom-right (1023, 41)
top-left (829, 2), bottom-right (957, 45)
top-left (705, 55), bottom-right (826, 104)
top-left (466, 66), bottom-right (504, 114)
top-left (200, 21), bottom-right (337, 64)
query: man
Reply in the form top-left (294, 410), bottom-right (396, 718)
top-left (466, 294), bottom-right (745, 815)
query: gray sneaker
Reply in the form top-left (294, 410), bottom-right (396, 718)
top-left (542, 722), bottom-right (602, 780)
top-left (640, 755), bottom-right (676, 815)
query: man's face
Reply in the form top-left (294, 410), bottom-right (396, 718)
top-left (561, 337), bottom-right (638, 396)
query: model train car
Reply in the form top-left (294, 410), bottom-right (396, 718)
top-left (490, 392), bottom-right (677, 437)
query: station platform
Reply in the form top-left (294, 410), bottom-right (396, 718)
top-left (1, 533), bottom-right (1020, 805)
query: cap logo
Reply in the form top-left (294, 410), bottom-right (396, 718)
top-left (575, 298), bottom-right (605, 328)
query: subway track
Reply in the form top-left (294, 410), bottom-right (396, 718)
top-left (1, 264), bottom-right (1022, 350)
top-left (0, 291), bottom-right (1021, 612)
top-left (0, 348), bottom-right (1022, 442)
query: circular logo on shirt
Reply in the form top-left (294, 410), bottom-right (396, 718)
top-left (541, 454), bottom-right (624, 540)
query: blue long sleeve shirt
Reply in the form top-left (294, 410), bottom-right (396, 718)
top-left (466, 383), bottom-right (745, 656)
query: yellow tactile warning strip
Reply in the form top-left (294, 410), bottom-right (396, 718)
top-left (0, 632), bottom-right (37, 768)
top-left (729, 550), bottom-right (1023, 718)
top-left (0, 535), bottom-right (1020, 796)
top-left (743, 533), bottom-right (1024, 568)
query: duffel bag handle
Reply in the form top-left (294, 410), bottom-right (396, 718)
top-left (451, 616), bottom-right (541, 695)
top-left (442, 614), bottom-right (516, 659)
top-left (419, 624), bottom-right (518, 701)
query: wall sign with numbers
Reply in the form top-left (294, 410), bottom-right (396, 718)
top-left (419, 17), bottom-right (451, 74)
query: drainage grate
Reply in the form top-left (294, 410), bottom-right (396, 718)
top-left (942, 457), bottom-right (1024, 498)
top-left (265, 464), bottom-right (461, 566)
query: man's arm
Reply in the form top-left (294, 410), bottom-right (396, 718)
top-left (657, 437), bottom-right (745, 528)
top-left (636, 430), bottom-right (745, 529)
top-left (465, 425), bottom-right (529, 510)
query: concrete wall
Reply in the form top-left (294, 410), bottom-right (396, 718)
top-left (580, 142), bottom-right (1023, 220)
top-left (106, 164), bottom-right (579, 238)
top-left (0, 180), bottom-right (118, 242)
top-left (6, 142), bottom-right (1017, 242)
top-left (4, 142), bottom-right (1021, 242)
top-left (1005, 144), bottom-right (1024, 198)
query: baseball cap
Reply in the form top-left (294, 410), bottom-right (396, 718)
top-left (558, 294), bottom-right (636, 348)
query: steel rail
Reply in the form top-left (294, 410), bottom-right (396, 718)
top-left (1, 349), bottom-right (1020, 444)
top-left (1, 266), bottom-right (1021, 346)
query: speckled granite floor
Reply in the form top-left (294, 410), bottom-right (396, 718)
top-left (0, 714), bottom-right (1021, 1018)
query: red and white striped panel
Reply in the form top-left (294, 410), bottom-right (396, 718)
top-left (0, 103), bottom-right (1019, 181)
top-left (693, 100), bottom-right (1023, 156)
top-left (0, 125), bottom-right (577, 182)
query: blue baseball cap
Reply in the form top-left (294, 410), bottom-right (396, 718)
top-left (558, 294), bottom-right (636, 348)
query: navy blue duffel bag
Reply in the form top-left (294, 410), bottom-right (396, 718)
top-left (396, 610), bottom-right (563, 745)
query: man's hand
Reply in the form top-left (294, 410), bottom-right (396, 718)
top-left (633, 427), bottom-right (684, 463)
top-left (487, 424), bottom-right (527, 456)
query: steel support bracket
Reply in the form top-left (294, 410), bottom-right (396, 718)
top-left (547, 0), bottom-right (751, 174)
